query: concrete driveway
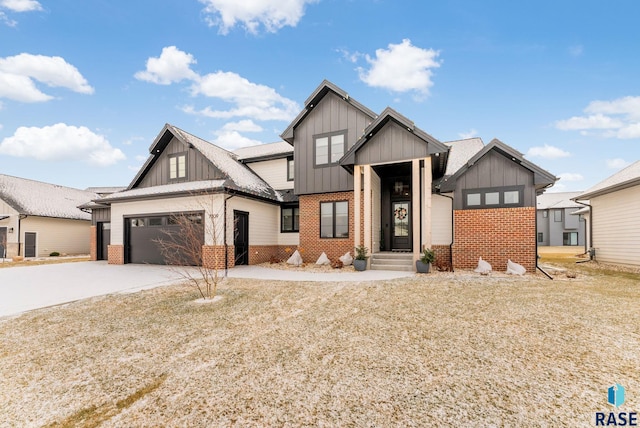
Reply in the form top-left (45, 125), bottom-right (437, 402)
top-left (0, 261), bottom-right (190, 318)
top-left (0, 262), bottom-right (415, 318)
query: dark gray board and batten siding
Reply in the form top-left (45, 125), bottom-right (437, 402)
top-left (137, 137), bottom-right (225, 188)
top-left (453, 150), bottom-right (536, 210)
top-left (92, 208), bottom-right (110, 225)
top-left (294, 92), bottom-right (374, 195)
top-left (354, 121), bottom-right (434, 166)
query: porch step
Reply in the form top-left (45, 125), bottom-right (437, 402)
top-left (370, 252), bottom-right (414, 272)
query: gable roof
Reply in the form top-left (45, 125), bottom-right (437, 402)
top-left (438, 138), bottom-right (557, 192)
top-left (537, 191), bottom-right (584, 210)
top-left (280, 80), bottom-right (377, 144)
top-left (0, 174), bottom-right (96, 220)
top-left (125, 124), bottom-right (281, 203)
top-left (233, 141), bottom-right (293, 162)
top-left (574, 160), bottom-right (640, 200)
top-left (340, 107), bottom-right (450, 172)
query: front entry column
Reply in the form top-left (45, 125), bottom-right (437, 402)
top-left (354, 165), bottom-right (361, 248)
top-left (363, 165), bottom-right (372, 267)
top-left (412, 159), bottom-right (420, 262)
top-left (423, 156), bottom-right (432, 250)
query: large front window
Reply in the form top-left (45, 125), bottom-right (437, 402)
top-left (320, 201), bottom-right (348, 238)
top-left (315, 131), bottom-right (346, 166)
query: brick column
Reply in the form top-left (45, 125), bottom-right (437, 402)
top-left (107, 245), bottom-right (124, 265)
top-left (202, 245), bottom-right (235, 270)
top-left (89, 225), bottom-right (97, 261)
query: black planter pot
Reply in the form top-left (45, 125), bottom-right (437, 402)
top-left (354, 259), bottom-right (367, 271)
top-left (416, 260), bottom-right (431, 273)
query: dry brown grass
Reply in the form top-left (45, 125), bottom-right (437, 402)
top-left (0, 256), bottom-right (90, 269)
top-left (1, 269), bottom-right (638, 427)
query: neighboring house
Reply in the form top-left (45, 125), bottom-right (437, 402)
top-left (0, 174), bottom-right (98, 258)
top-left (573, 160), bottom-right (640, 267)
top-left (536, 192), bottom-right (586, 248)
top-left (88, 80), bottom-right (557, 272)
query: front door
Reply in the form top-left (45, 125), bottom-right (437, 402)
top-left (234, 211), bottom-right (249, 265)
top-left (97, 222), bottom-right (111, 261)
top-left (24, 232), bottom-right (36, 257)
top-left (0, 227), bottom-right (6, 258)
top-left (392, 201), bottom-right (411, 250)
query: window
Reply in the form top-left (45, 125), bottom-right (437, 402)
top-left (148, 217), bottom-right (163, 227)
top-left (287, 157), bottom-right (294, 181)
top-left (130, 218), bottom-right (145, 227)
top-left (281, 205), bottom-right (299, 232)
top-left (462, 186), bottom-right (525, 209)
top-left (563, 232), bottom-right (578, 246)
top-left (554, 210), bottom-right (563, 222)
top-left (314, 131), bottom-right (346, 166)
top-left (169, 153), bottom-right (186, 180)
top-left (537, 232), bottom-right (544, 243)
top-left (320, 201), bottom-right (349, 238)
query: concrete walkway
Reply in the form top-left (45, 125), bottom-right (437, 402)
top-left (0, 262), bottom-right (414, 317)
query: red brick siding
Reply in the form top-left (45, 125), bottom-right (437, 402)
top-left (202, 245), bottom-right (236, 270)
top-left (431, 244), bottom-right (452, 270)
top-left (107, 245), bottom-right (124, 265)
top-left (89, 225), bottom-right (97, 261)
top-left (452, 207), bottom-right (536, 272)
top-left (249, 245), bottom-right (293, 264)
top-left (299, 192), bottom-right (355, 263)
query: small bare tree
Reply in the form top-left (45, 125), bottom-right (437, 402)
top-left (154, 196), bottom-right (226, 300)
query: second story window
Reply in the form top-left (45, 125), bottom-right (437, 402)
top-left (287, 157), bottom-right (294, 181)
top-left (315, 131), bottom-right (346, 167)
top-left (169, 153), bottom-right (186, 180)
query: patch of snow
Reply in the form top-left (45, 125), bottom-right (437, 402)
top-left (98, 180), bottom-right (226, 202)
top-left (233, 141), bottom-right (292, 161)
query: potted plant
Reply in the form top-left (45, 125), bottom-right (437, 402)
top-left (353, 245), bottom-right (368, 271)
top-left (416, 248), bottom-right (435, 273)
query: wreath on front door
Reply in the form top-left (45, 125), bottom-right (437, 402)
top-left (394, 207), bottom-right (408, 221)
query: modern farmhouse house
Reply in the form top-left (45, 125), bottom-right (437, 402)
top-left (87, 80), bottom-right (557, 272)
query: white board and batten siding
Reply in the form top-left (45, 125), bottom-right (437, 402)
top-left (246, 158), bottom-right (293, 191)
top-left (20, 217), bottom-right (91, 256)
top-left (0, 200), bottom-right (19, 247)
top-left (591, 185), bottom-right (640, 267)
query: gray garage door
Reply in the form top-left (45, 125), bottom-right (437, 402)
top-left (126, 213), bottom-right (204, 265)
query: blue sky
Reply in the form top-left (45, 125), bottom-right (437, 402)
top-left (1, 0), bottom-right (639, 192)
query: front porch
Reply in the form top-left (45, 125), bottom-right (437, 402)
top-left (353, 157), bottom-right (433, 268)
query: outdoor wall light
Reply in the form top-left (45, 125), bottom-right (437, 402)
top-left (8, 227), bottom-right (13, 233)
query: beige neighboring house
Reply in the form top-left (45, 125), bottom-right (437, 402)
top-left (0, 174), bottom-right (98, 258)
top-left (573, 160), bottom-right (640, 267)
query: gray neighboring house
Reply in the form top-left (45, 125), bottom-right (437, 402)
top-left (573, 160), bottom-right (640, 267)
top-left (536, 191), bottom-right (586, 248)
top-left (0, 174), bottom-right (98, 258)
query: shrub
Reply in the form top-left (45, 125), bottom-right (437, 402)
top-left (49, 252), bottom-right (60, 257)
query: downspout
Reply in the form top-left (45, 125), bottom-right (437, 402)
top-left (535, 207), bottom-right (553, 280)
top-left (17, 214), bottom-right (27, 256)
top-left (440, 193), bottom-right (455, 272)
top-left (575, 199), bottom-right (593, 260)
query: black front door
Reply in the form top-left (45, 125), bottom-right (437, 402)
top-left (24, 232), bottom-right (36, 257)
top-left (97, 222), bottom-right (111, 261)
top-left (0, 227), bottom-right (6, 258)
top-left (234, 211), bottom-right (249, 265)
top-left (392, 201), bottom-right (411, 250)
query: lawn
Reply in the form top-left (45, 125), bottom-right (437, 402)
top-left (1, 266), bottom-right (638, 427)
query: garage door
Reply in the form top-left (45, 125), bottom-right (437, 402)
top-left (126, 213), bottom-right (204, 265)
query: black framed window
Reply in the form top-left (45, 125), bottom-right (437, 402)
top-left (320, 201), bottom-right (349, 238)
top-left (314, 131), bottom-right (346, 167)
top-left (287, 157), bottom-right (294, 181)
top-left (462, 186), bottom-right (525, 209)
top-left (554, 210), bottom-right (563, 222)
top-left (281, 205), bottom-right (299, 232)
top-left (537, 232), bottom-right (544, 243)
top-left (169, 153), bottom-right (187, 180)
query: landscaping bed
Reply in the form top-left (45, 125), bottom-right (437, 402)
top-left (0, 267), bottom-right (638, 426)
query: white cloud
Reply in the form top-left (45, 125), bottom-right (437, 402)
top-left (123, 136), bottom-right (145, 146)
top-left (212, 130), bottom-right (264, 150)
top-left (138, 47), bottom-right (299, 123)
top-left (558, 173), bottom-right (584, 182)
top-left (0, 53), bottom-right (93, 102)
top-left (134, 46), bottom-right (198, 85)
top-left (1, 0), bottom-right (42, 12)
top-left (221, 119), bottom-right (263, 133)
top-left (0, 11), bottom-right (17, 26)
top-left (135, 154), bottom-right (148, 162)
top-left (358, 39), bottom-right (441, 96)
top-left (556, 96), bottom-right (640, 139)
top-left (199, 0), bottom-right (317, 34)
top-left (337, 48), bottom-right (363, 64)
top-left (458, 128), bottom-right (478, 139)
top-left (526, 144), bottom-right (570, 159)
top-left (606, 158), bottom-right (631, 170)
top-left (0, 123), bottom-right (126, 166)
